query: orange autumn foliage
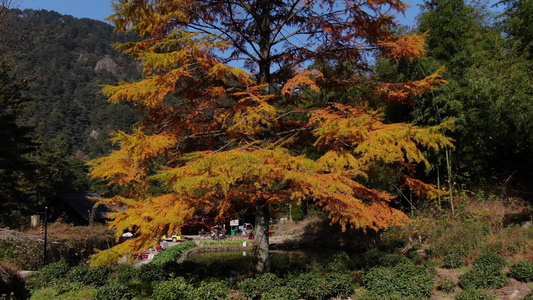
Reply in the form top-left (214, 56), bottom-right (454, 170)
top-left (89, 0), bottom-right (453, 266)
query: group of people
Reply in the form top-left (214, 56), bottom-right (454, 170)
top-left (155, 239), bottom-right (169, 252)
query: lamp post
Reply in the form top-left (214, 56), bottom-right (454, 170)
top-left (43, 206), bottom-right (48, 266)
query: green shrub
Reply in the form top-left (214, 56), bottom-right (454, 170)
top-left (150, 241), bottom-right (197, 266)
top-left (86, 266), bottom-right (112, 286)
top-left (460, 269), bottom-right (507, 290)
top-left (362, 249), bottom-right (410, 269)
top-left (422, 259), bottom-right (439, 275)
top-left (474, 253), bottom-right (506, 270)
top-left (238, 273), bottom-right (280, 298)
top-left (326, 251), bottom-right (353, 272)
top-left (67, 264), bottom-right (111, 286)
top-left (437, 278), bottom-right (456, 293)
top-left (288, 272), bottom-right (355, 300)
top-left (94, 282), bottom-right (138, 300)
top-left (137, 263), bottom-right (168, 282)
top-left (187, 280), bottom-right (229, 300)
top-left (152, 277), bottom-right (192, 300)
top-left (28, 259), bottom-right (71, 288)
top-left (363, 262), bottom-right (434, 299)
top-left (66, 264), bottom-right (89, 284)
top-left (323, 272), bottom-right (356, 299)
top-left (113, 264), bottom-right (138, 283)
top-left (509, 261), bottom-right (533, 282)
top-left (443, 252), bottom-right (463, 269)
top-left (459, 254), bottom-right (508, 290)
top-left (0, 238), bottom-right (43, 271)
top-left (262, 286), bottom-right (299, 300)
top-left (454, 289), bottom-right (497, 300)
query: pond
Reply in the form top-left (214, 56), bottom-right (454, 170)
top-left (186, 248), bottom-right (343, 277)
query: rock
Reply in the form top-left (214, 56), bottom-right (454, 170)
top-left (0, 263), bottom-right (26, 299)
top-left (95, 56), bottom-right (118, 74)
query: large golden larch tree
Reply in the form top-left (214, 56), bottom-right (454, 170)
top-left (89, 0), bottom-right (452, 272)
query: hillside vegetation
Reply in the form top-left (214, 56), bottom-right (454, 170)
top-left (1, 8), bottom-right (141, 158)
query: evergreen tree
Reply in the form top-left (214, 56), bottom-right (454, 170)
top-left (0, 59), bottom-right (37, 227)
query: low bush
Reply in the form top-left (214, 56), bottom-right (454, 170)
top-left (443, 252), bottom-right (463, 269)
top-left (113, 264), bottom-right (138, 283)
top-left (288, 272), bottom-right (355, 300)
top-left (262, 285), bottom-right (299, 300)
top-left (152, 277), bottom-right (192, 300)
top-left (150, 241), bottom-right (197, 266)
top-left (66, 264), bottom-right (89, 284)
top-left (67, 264), bottom-right (111, 286)
top-left (137, 263), bottom-right (168, 282)
top-left (93, 282), bottom-right (138, 300)
top-left (437, 278), bottom-right (456, 293)
top-left (152, 278), bottom-right (230, 300)
top-left (362, 248), bottom-right (410, 269)
top-left (474, 253), bottom-right (506, 270)
top-left (325, 251), bottom-right (354, 272)
top-left (363, 261), bottom-right (434, 299)
top-left (454, 289), bottom-right (497, 300)
top-left (459, 253), bottom-right (508, 290)
top-left (509, 261), bottom-right (533, 282)
top-left (238, 273), bottom-right (280, 298)
top-left (26, 283), bottom-right (98, 300)
top-left (0, 237), bottom-right (43, 270)
top-left (188, 280), bottom-right (229, 300)
top-left (27, 259), bottom-right (71, 289)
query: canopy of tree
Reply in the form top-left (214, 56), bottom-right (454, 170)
top-left (88, 0), bottom-right (453, 272)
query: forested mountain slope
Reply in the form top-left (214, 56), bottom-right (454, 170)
top-left (0, 8), bottom-right (141, 158)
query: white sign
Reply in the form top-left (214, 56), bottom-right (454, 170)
top-left (230, 219), bottom-right (239, 226)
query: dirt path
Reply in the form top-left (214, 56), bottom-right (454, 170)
top-left (431, 268), bottom-right (531, 300)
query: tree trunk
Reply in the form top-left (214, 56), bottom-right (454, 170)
top-left (252, 0), bottom-right (272, 274)
top-left (253, 200), bottom-right (270, 273)
top-left (445, 145), bottom-right (455, 216)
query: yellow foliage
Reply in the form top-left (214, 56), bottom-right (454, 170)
top-left (282, 70), bottom-right (324, 96)
top-left (88, 129), bottom-right (176, 186)
top-left (377, 66), bottom-right (447, 104)
top-left (402, 175), bottom-right (444, 200)
top-left (217, 85), bottom-right (278, 135)
top-left (152, 146), bottom-right (409, 232)
top-left (378, 32), bottom-right (428, 62)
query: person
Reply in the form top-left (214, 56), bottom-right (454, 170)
top-left (162, 240), bottom-right (169, 250)
top-left (156, 244), bottom-right (163, 252)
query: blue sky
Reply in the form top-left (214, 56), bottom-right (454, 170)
top-left (14, 0), bottom-right (425, 27)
